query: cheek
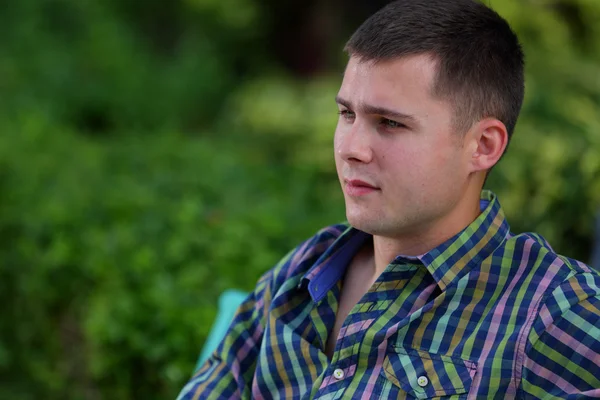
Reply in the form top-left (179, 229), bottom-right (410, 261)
top-left (333, 135), bottom-right (341, 156)
top-left (428, 148), bottom-right (466, 188)
top-left (379, 142), bottom-right (451, 187)
top-left (333, 130), bottom-right (347, 178)
top-left (333, 125), bottom-right (345, 156)
top-left (377, 141), bottom-right (419, 172)
top-left (333, 127), bottom-right (340, 152)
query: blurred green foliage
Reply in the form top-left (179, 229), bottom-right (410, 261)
top-left (0, 0), bottom-right (599, 398)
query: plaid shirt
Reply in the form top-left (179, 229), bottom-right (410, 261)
top-left (179, 191), bottom-right (600, 399)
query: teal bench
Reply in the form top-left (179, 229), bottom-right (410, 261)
top-left (195, 289), bottom-right (248, 372)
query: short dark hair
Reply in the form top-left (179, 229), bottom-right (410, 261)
top-left (345, 0), bottom-right (525, 141)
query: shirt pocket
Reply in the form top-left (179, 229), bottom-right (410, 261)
top-left (380, 346), bottom-right (477, 399)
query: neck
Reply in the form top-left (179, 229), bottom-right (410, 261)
top-left (371, 189), bottom-right (482, 276)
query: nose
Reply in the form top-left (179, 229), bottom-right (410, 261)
top-left (336, 120), bottom-right (373, 164)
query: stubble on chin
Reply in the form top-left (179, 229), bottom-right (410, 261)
top-left (345, 205), bottom-right (392, 236)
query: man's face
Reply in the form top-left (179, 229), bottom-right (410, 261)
top-left (334, 54), bottom-right (473, 238)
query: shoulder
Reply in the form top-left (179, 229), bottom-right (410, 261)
top-left (499, 231), bottom-right (600, 320)
top-left (505, 231), bottom-right (597, 283)
top-left (504, 231), bottom-right (600, 337)
top-left (515, 235), bottom-right (600, 396)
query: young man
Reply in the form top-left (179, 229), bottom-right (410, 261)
top-left (179, 0), bottom-right (600, 398)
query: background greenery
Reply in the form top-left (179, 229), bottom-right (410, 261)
top-left (0, 0), bottom-right (598, 398)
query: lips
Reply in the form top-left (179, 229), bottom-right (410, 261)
top-left (344, 179), bottom-right (380, 196)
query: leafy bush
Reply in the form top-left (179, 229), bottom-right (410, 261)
top-left (0, 115), bottom-right (343, 398)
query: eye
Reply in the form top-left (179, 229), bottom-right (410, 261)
top-left (338, 110), bottom-right (356, 122)
top-left (380, 118), bottom-right (405, 129)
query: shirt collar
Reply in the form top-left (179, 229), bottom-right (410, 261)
top-left (300, 190), bottom-right (509, 300)
top-left (411, 190), bottom-right (509, 291)
top-left (298, 226), bottom-right (368, 302)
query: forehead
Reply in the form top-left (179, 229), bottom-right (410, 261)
top-left (338, 54), bottom-right (440, 109)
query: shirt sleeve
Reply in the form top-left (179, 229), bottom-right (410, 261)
top-left (520, 271), bottom-right (600, 399)
top-left (176, 247), bottom-right (300, 400)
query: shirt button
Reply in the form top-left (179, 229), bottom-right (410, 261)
top-left (333, 368), bottom-right (345, 380)
top-left (417, 375), bottom-right (429, 387)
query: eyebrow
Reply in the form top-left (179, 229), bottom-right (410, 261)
top-left (335, 95), bottom-right (418, 124)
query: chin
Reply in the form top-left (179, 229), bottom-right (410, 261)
top-left (346, 211), bottom-right (385, 235)
top-left (347, 208), bottom-right (414, 237)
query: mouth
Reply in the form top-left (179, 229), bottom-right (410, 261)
top-left (344, 179), bottom-right (380, 196)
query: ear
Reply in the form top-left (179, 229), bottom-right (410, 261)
top-left (467, 118), bottom-right (508, 173)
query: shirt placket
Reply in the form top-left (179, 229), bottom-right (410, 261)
top-left (313, 263), bottom-right (422, 398)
